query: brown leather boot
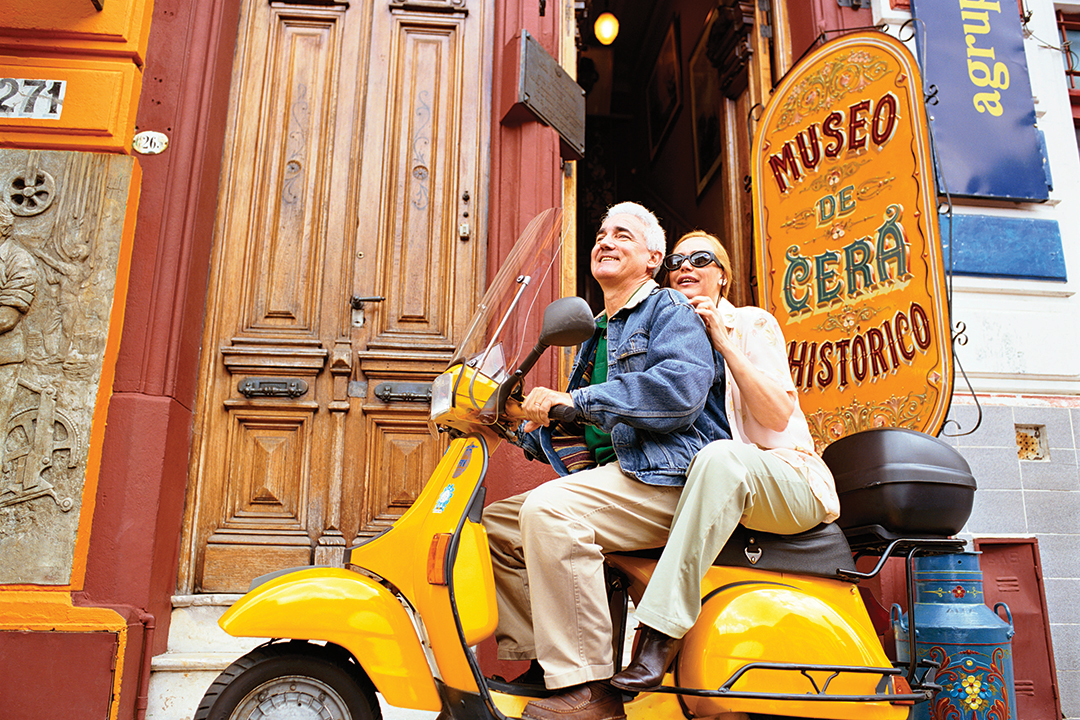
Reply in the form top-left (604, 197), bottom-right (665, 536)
top-left (609, 625), bottom-right (681, 691)
top-left (521, 681), bottom-right (626, 720)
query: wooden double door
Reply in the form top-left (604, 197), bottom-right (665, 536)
top-left (180, 0), bottom-right (491, 593)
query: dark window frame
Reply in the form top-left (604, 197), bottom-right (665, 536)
top-left (1057, 10), bottom-right (1080, 120)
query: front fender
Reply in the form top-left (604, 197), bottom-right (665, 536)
top-left (219, 567), bottom-right (440, 711)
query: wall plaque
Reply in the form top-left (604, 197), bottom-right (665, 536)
top-left (0, 149), bottom-right (137, 585)
top-left (752, 32), bottom-right (953, 450)
top-left (502, 29), bottom-right (585, 159)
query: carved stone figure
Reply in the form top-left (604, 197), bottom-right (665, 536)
top-left (0, 149), bottom-right (135, 585)
top-left (0, 202), bottom-right (39, 482)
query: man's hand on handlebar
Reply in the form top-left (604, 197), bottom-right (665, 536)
top-left (519, 386), bottom-right (576, 432)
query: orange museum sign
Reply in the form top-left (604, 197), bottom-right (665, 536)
top-left (753, 31), bottom-right (953, 451)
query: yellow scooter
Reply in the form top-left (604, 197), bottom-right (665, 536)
top-left (195, 209), bottom-right (972, 720)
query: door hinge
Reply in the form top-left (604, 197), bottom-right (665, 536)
top-left (388, 0), bottom-right (468, 14)
top-left (374, 381), bottom-right (432, 403)
top-left (238, 377), bottom-right (310, 399)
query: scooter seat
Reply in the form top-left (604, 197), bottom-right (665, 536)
top-left (713, 522), bottom-right (857, 579)
top-left (619, 522), bottom-right (856, 581)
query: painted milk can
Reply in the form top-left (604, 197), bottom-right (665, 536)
top-left (892, 552), bottom-right (1016, 720)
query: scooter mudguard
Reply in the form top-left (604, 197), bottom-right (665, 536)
top-left (678, 568), bottom-right (908, 720)
top-left (345, 436), bottom-right (497, 691)
top-left (218, 566), bottom-right (441, 711)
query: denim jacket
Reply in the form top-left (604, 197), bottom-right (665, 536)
top-left (520, 281), bottom-right (730, 486)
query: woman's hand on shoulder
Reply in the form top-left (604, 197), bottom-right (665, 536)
top-left (688, 295), bottom-right (734, 356)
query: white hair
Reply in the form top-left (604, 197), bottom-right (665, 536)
top-left (602, 202), bottom-right (665, 255)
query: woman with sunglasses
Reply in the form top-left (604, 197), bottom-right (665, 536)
top-left (610, 230), bottom-right (840, 691)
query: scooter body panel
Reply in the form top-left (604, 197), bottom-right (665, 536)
top-left (348, 436), bottom-right (493, 692)
top-left (445, 517), bottom-right (498, 645)
top-left (609, 557), bottom-right (908, 720)
top-left (218, 567), bottom-right (441, 711)
top-left (346, 437), bottom-right (487, 601)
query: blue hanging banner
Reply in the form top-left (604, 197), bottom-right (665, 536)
top-left (911, 0), bottom-right (1050, 201)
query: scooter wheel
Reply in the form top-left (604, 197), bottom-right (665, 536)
top-left (194, 641), bottom-right (381, 720)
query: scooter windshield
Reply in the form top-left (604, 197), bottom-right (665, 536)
top-left (447, 208), bottom-right (565, 386)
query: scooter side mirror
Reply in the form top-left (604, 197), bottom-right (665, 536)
top-left (486, 297), bottom-right (597, 423)
top-left (538, 296), bottom-right (597, 348)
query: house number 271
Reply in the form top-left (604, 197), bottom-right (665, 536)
top-left (0, 78), bottom-right (66, 119)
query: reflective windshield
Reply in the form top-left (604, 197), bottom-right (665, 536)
top-left (448, 208), bottom-right (565, 378)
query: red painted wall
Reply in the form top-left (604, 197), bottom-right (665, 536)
top-left (476, 0), bottom-right (568, 678)
top-left (484, 1), bottom-right (567, 503)
top-left (3, 630), bottom-right (120, 719)
top-left (73, 1), bottom-right (242, 718)
top-left (788, 0), bottom-right (875, 68)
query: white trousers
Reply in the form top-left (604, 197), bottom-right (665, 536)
top-left (633, 440), bottom-right (828, 639)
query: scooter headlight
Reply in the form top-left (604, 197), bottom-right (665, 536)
top-left (430, 371), bottom-right (454, 421)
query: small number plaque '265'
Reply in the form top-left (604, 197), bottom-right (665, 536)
top-left (0, 78), bottom-right (66, 119)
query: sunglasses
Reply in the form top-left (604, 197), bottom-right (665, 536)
top-left (662, 250), bottom-right (720, 271)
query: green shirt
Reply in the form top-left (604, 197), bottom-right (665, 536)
top-left (584, 315), bottom-right (617, 465)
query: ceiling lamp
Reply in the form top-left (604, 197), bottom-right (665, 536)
top-left (594, 12), bottom-right (619, 45)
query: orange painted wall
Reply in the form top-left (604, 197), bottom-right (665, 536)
top-left (0, 0), bottom-right (150, 153)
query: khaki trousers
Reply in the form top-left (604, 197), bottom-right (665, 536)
top-left (633, 440), bottom-right (828, 639)
top-left (483, 463), bottom-right (683, 689)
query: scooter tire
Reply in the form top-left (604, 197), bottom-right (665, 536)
top-left (194, 641), bottom-right (382, 720)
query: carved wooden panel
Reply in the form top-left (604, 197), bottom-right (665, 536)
top-left (367, 12), bottom-right (478, 352)
top-left (218, 410), bottom-right (312, 529)
top-left (357, 409), bottom-right (444, 538)
top-left (238, 6), bottom-right (346, 336)
top-left (200, 409), bottom-right (315, 592)
top-left (202, 542), bottom-right (313, 593)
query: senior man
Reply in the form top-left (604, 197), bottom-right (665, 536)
top-left (483, 202), bottom-right (730, 720)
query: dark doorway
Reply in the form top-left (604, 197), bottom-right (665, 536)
top-left (575, 0), bottom-right (759, 310)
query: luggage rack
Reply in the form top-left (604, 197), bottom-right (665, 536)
top-left (836, 524), bottom-right (967, 687)
top-left (648, 659), bottom-right (939, 704)
top-left (596, 524), bottom-right (964, 705)
top-left (840, 524), bottom-right (968, 556)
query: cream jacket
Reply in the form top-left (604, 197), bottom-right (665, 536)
top-left (716, 298), bottom-right (840, 522)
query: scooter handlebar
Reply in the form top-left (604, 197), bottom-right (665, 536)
top-left (548, 404), bottom-right (579, 424)
top-left (502, 399), bottom-right (578, 425)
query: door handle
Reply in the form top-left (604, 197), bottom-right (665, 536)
top-left (350, 295), bottom-right (385, 328)
top-left (350, 295), bottom-right (385, 309)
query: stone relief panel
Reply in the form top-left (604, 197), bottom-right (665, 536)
top-left (0, 149), bottom-right (135, 585)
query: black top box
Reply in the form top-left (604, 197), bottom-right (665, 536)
top-left (822, 427), bottom-right (976, 538)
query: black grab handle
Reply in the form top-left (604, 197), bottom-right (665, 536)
top-left (549, 404), bottom-right (579, 423)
